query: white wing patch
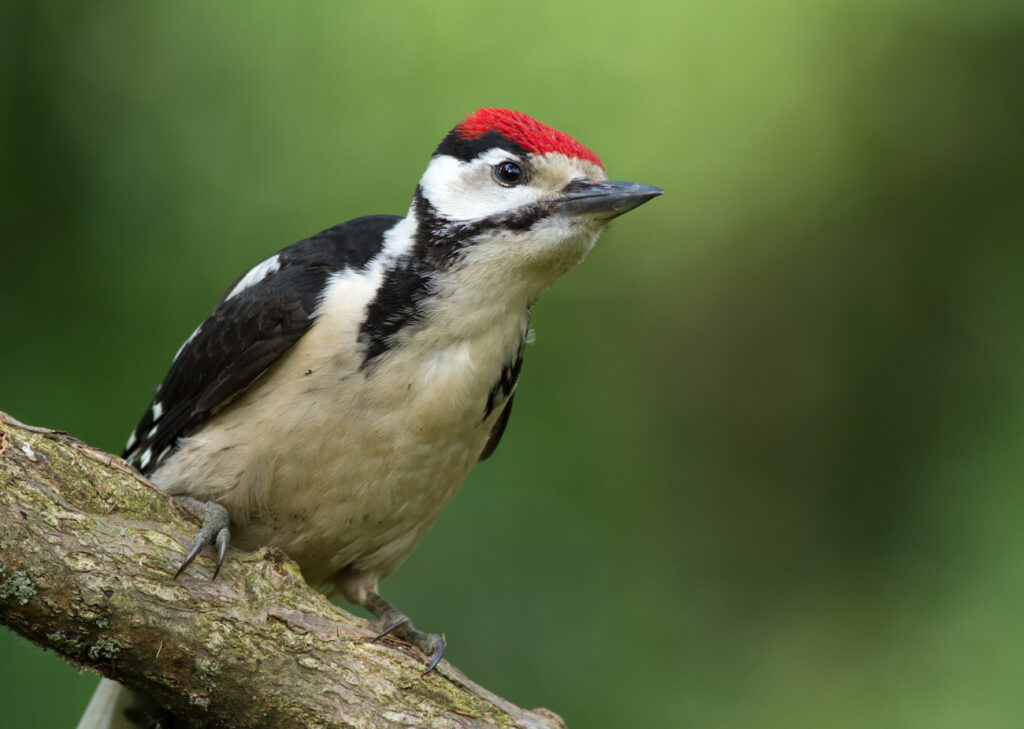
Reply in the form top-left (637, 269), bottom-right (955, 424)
top-left (151, 401), bottom-right (164, 421)
top-left (225, 254), bottom-right (282, 301)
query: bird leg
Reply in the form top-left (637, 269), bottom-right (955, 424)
top-left (364, 591), bottom-right (446, 674)
top-left (172, 496), bottom-right (230, 579)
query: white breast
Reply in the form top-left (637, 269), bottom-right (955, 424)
top-left (150, 261), bottom-right (526, 592)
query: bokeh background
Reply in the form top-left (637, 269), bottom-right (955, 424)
top-left (2, 1), bottom-right (1023, 727)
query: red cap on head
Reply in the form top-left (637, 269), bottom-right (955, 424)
top-left (455, 108), bottom-right (603, 169)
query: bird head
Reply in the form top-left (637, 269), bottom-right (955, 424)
top-left (406, 109), bottom-right (662, 305)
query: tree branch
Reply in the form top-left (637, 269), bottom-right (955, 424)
top-left (0, 412), bottom-right (565, 729)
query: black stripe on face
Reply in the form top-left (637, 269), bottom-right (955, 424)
top-left (433, 129), bottom-right (528, 164)
top-left (412, 187), bottom-right (467, 268)
top-left (444, 202), bottom-right (550, 243)
top-left (413, 185), bottom-right (550, 260)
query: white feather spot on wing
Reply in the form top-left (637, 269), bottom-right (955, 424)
top-left (139, 448), bottom-right (152, 469)
top-left (151, 401), bottom-right (164, 421)
top-left (225, 254), bottom-right (282, 301)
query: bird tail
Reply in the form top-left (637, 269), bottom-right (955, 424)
top-left (76, 679), bottom-right (180, 729)
top-left (75, 679), bottom-right (136, 729)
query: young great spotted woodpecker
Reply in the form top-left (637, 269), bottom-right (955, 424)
top-left (119, 108), bottom-right (660, 676)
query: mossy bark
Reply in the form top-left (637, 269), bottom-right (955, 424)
top-left (0, 412), bottom-right (565, 729)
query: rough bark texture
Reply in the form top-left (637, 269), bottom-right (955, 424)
top-left (0, 412), bottom-right (565, 729)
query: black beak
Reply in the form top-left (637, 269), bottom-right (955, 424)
top-left (553, 179), bottom-right (664, 219)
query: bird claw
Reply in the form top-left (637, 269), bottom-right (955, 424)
top-left (386, 623), bottom-right (447, 675)
top-left (173, 497), bottom-right (231, 579)
top-left (213, 526), bottom-right (230, 580)
top-left (423, 634), bottom-right (446, 675)
top-left (365, 592), bottom-right (446, 674)
top-left (373, 616), bottom-right (410, 642)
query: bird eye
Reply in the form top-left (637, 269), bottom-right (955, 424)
top-left (493, 161), bottom-right (525, 186)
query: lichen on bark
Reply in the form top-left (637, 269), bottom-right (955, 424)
top-left (0, 413), bottom-right (565, 729)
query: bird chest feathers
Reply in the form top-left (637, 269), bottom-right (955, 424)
top-left (151, 293), bottom-right (526, 585)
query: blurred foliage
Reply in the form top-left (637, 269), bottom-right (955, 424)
top-left (2, 1), bottom-right (1023, 727)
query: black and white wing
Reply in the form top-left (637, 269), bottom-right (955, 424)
top-left (123, 215), bottom-right (400, 474)
top-left (478, 395), bottom-right (513, 461)
top-left (477, 343), bottom-right (524, 461)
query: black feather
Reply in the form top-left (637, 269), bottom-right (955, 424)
top-left (484, 346), bottom-right (524, 419)
top-left (478, 394), bottom-right (514, 461)
top-left (433, 129), bottom-right (529, 165)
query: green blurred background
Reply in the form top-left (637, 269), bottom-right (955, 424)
top-left (2, 1), bottom-right (1023, 727)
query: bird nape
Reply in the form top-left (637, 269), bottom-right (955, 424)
top-left (82, 107), bottom-right (661, 727)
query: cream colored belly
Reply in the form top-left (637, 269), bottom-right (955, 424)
top-left (150, 313), bottom-right (519, 590)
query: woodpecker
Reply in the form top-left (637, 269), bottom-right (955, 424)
top-left (88, 109), bottom-right (659, 722)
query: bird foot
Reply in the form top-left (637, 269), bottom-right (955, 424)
top-left (366, 593), bottom-right (446, 674)
top-left (173, 496), bottom-right (230, 579)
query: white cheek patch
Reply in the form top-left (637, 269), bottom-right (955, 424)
top-left (419, 153), bottom-right (542, 221)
